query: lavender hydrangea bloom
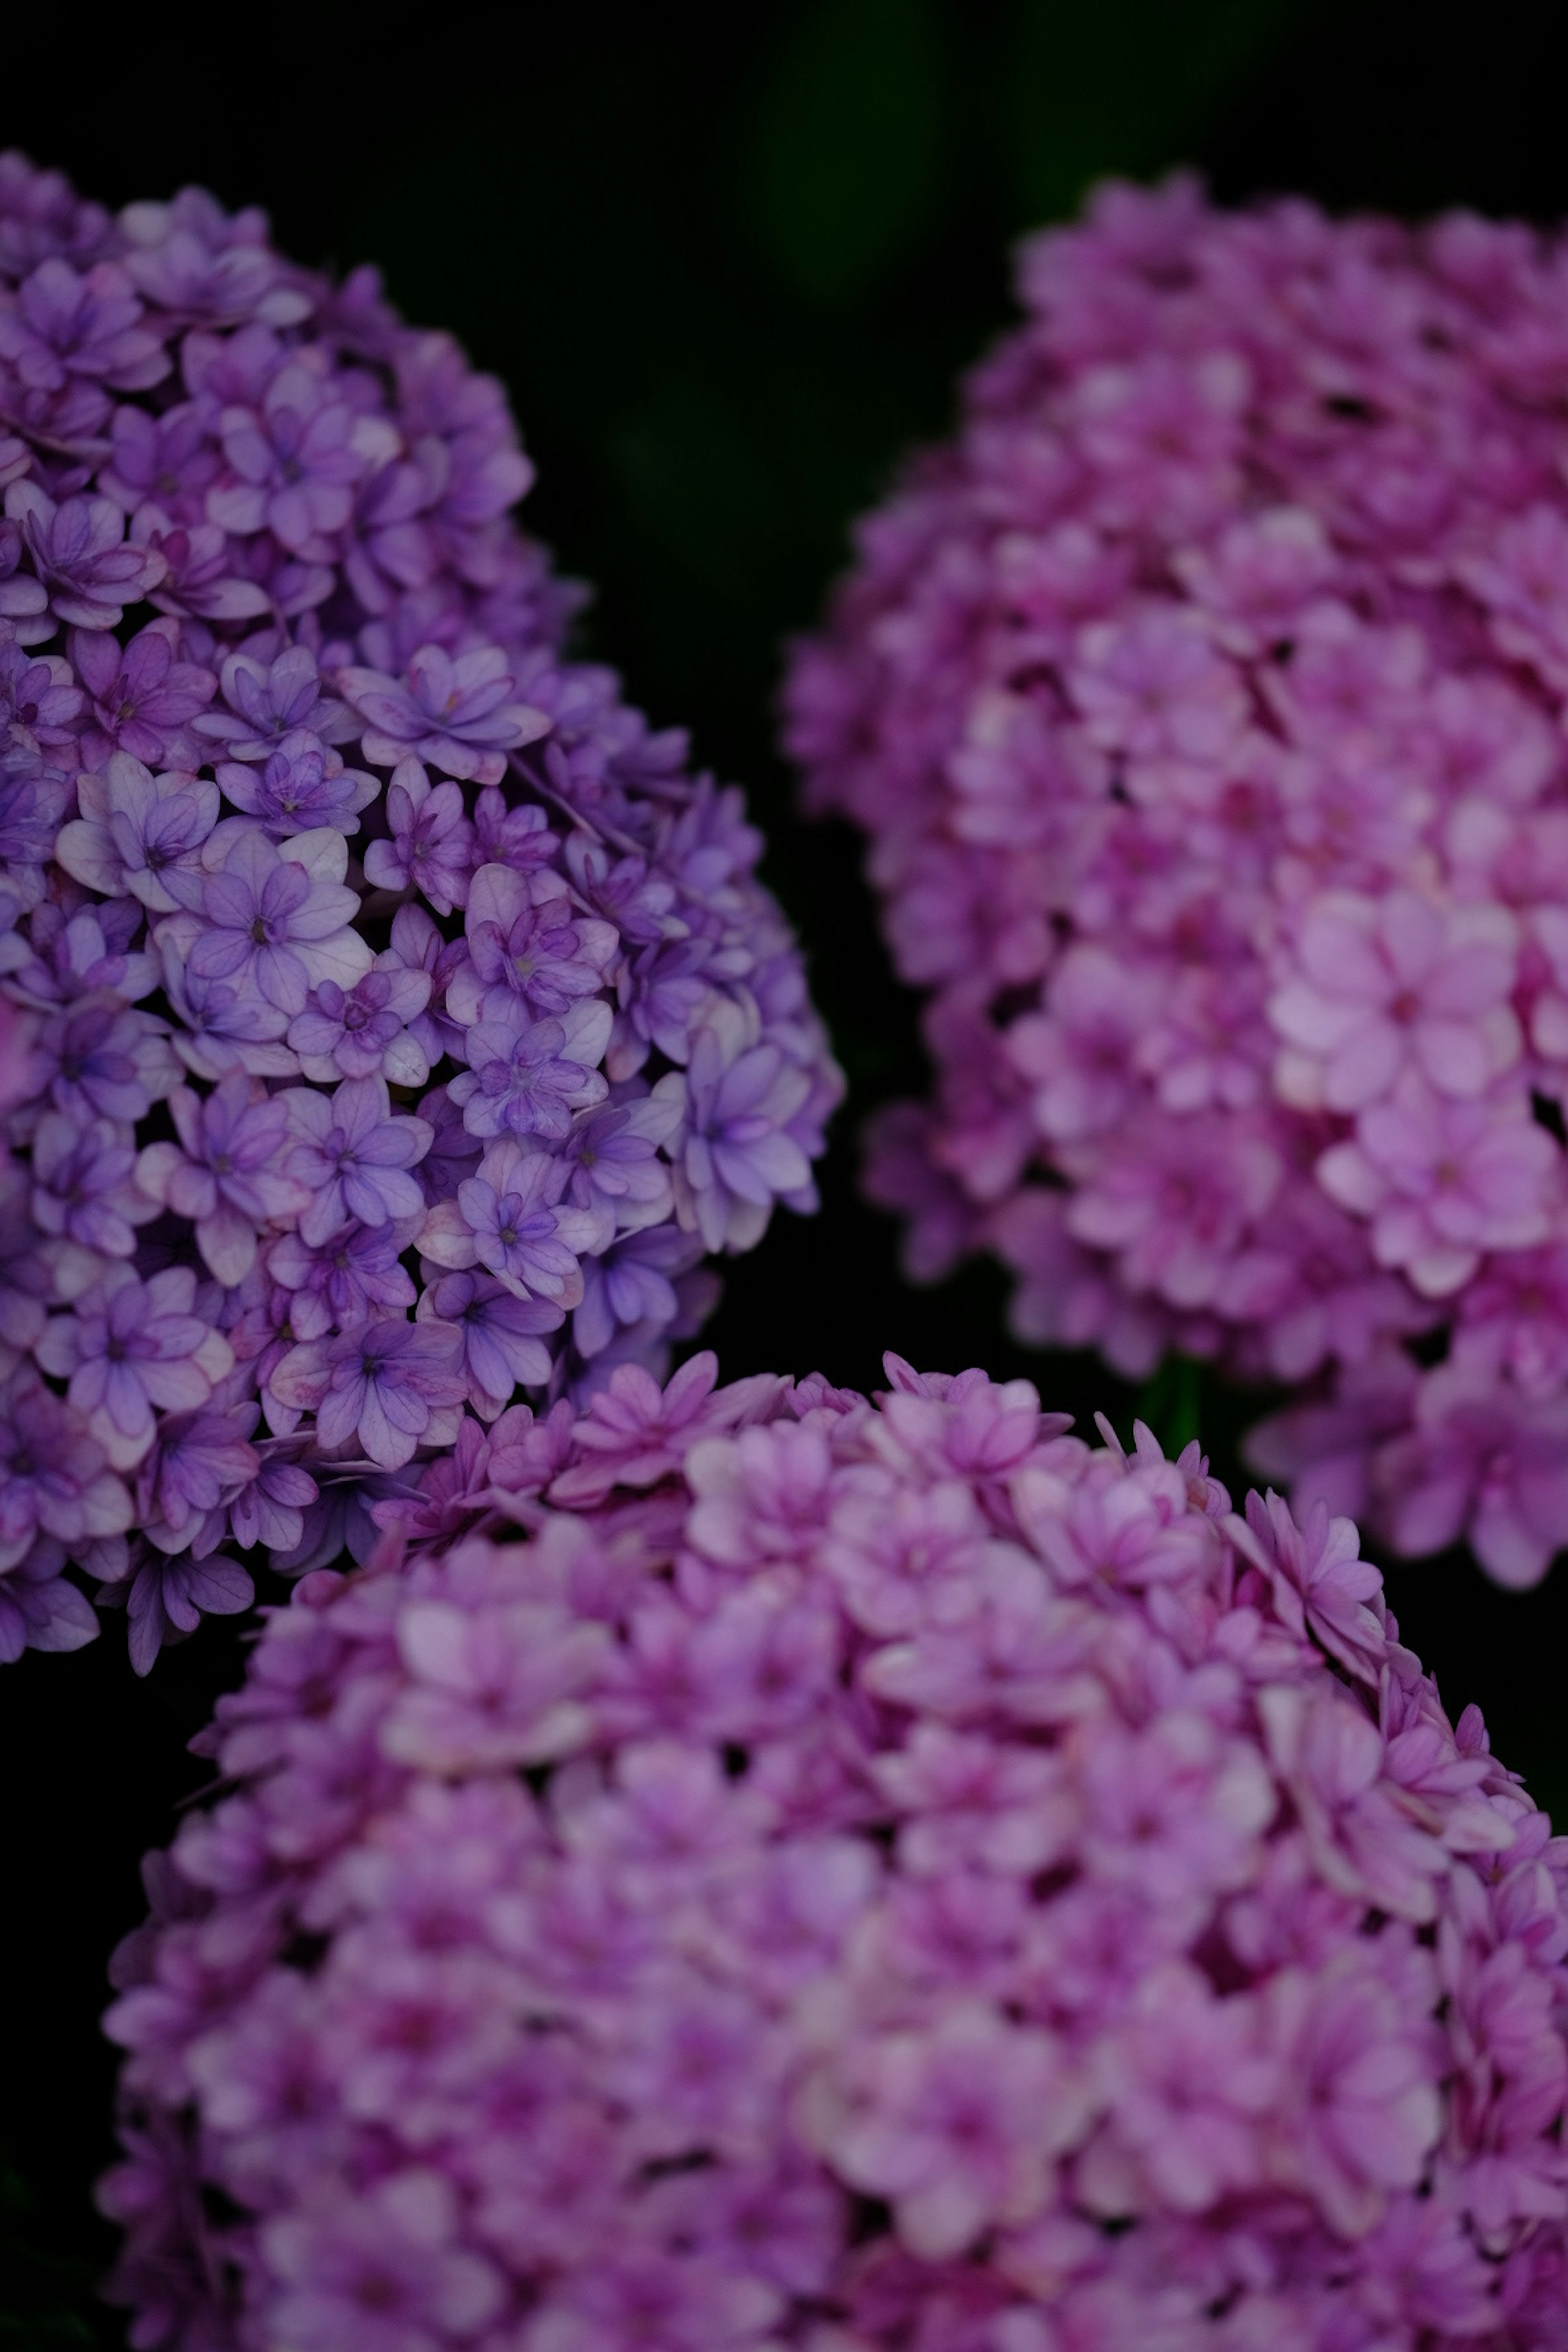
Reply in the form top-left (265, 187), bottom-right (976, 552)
top-left (559, 1092), bottom-right (679, 1227)
top-left (158, 933), bottom-right (293, 1080)
top-left (11, 900), bottom-right (154, 1009)
top-left (0, 256), bottom-right (167, 398)
top-left (448, 998), bottom-right (611, 1144)
top-left (208, 358), bottom-right (390, 556)
top-left (102, 1355), bottom-right (1568, 2347)
top-left (0, 634), bottom-right (84, 741)
top-left (790, 174), bottom-right (1568, 1590)
top-left (451, 1137), bottom-right (601, 1303)
top-left (138, 1403), bottom-right (260, 1555)
top-left (0, 149), bottom-right (837, 1666)
top-left (451, 861), bottom-right (617, 1022)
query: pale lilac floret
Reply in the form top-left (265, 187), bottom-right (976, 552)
top-left (5, 480), bottom-right (166, 629)
top-left (286, 958), bottom-right (431, 1085)
top-left (1317, 1079), bottom-right (1558, 1297)
top-left (70, 619), bottom-right (216, 770)
top-left (419, 1269), bottom-right (562, 1410)
top-left (36, 1261), bottom-right (232, 1470)
top-left (0, 148), bottom-right (835, 1668)
top-left (1270, 891), bottom-right (1521, 1113)
top-left (207, 357), bottom-right (391, 556)
top-left (269, 1314), bottom-right (466, 1469)
top-left (98, 399), bottom-right (222, 521)
top-left (0, 634), bottom-right (85, 742)
top-left (0, 1364), bottom-right (131, 1572)
top-left (0, 256), bottom-right (167, 396)
top-left (8, 900), bottom-right (153, 1010)
top-left (572, 1221), bottom-right (706, 1359)
top-left (55, 750), bottom-right (220, 911)
top-left (29, 1110), bottom-right (154, 1259)
top-left (447, 999), bottom-right (610, 1145)
top-left (559, 1094), bottom-right (679, 1227)
top-left (195, 644), bottom-right (355, 761)
top-left (453, 862), bottom-right (619, 1024)
top-left (283, 1074), bottom-right (432, 1247)
top-left (36, 996), bottom-right (172, 1124)
top-left (453, 1139), bottom-right (599, 1305)
top-left (267, 1220), bottom-right (417, 1341)
top-left (675, 1002), bottom-right (816, 1253)
top-left (123, 1547), bottom-right (255, 1676)
top-left (340, 643), bottom-right (550, 784)
top-left (100, 1363), bottom-right (1568, 2346)
top-left (1373, 1366), bottom-right (1568, 1589)
top-left (158, 931), bottom-right (294, 1080)
top-left (0, 1536), bottom-right (99, 1661)
top-left (171, 829), bottom-right (369, 1016)
top-left (136, 1073), bottom-right (310, 1284)
top-left (787, 172), bottom-right (1568, 1586)
top-left (360, 756), bottom-right (473, 913)
top-left (216, 731), bottom-right (380, 839)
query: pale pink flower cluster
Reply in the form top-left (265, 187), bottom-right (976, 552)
top-left (786, 174), bottom-right (1568, 1587)
top-left (102, 1350), bottom-right (1568, 2348)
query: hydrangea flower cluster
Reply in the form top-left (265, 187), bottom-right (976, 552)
top-left (0, 153), bottom-right (839, 1671)
top-left (786, 173), bottom-right (1568, 1591)
top-left (102, 1348), bottom-right (1568, 2349)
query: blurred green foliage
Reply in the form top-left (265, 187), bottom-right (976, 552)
top-left (338, 0), bottom-right (1306, 798)
top-left (1009, 0), bottom-right (1302, 221)
top-left (751, 0), bottom-right (948, 301)
top-left (0, 2146), bottom-right (110, 2347)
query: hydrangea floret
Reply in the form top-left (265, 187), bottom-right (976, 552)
top-left (102, 1349), bottom-right (1568, 2350)
top-left (787, 173), bottom-right (1568, 1589)
top-left (0, 154), bottom-right (840, 1670)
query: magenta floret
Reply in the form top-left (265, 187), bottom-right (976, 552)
top-left (101, 1352), bottom-right (1568, 2347)
top-left (0, 156), bottom-right (841, 1668)
top-left (787, 173), bottom-right (1568, 1590)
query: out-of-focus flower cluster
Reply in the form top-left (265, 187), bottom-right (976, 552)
top-left (102, 1348), bottom-right (1568, 2349)
top-left (0, 153), bottom-right (839, 1671)
top-left (787, 172), bottom-right (1568, 1590)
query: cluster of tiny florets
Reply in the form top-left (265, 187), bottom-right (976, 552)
top-left (0, 154), bottom-right (840, 1670)
top-left (787, 172), bottom-right (1568, 1590)
top-left (103, 1350), bottom-right (1568, 2349)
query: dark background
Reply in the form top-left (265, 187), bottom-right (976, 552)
top-left (6, 2), bottom-right (1568, 2336)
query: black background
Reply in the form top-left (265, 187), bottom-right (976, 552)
top-left (5, 2), bottom-right (1568, 2336)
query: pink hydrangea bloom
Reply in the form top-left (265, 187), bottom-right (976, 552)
top-left (787, 174), bottom-right (1568, 1587)
top-left (102, 1352), bottom-right (1568, 2347)
top-left (0, 154), bottom-right (840, 1669)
